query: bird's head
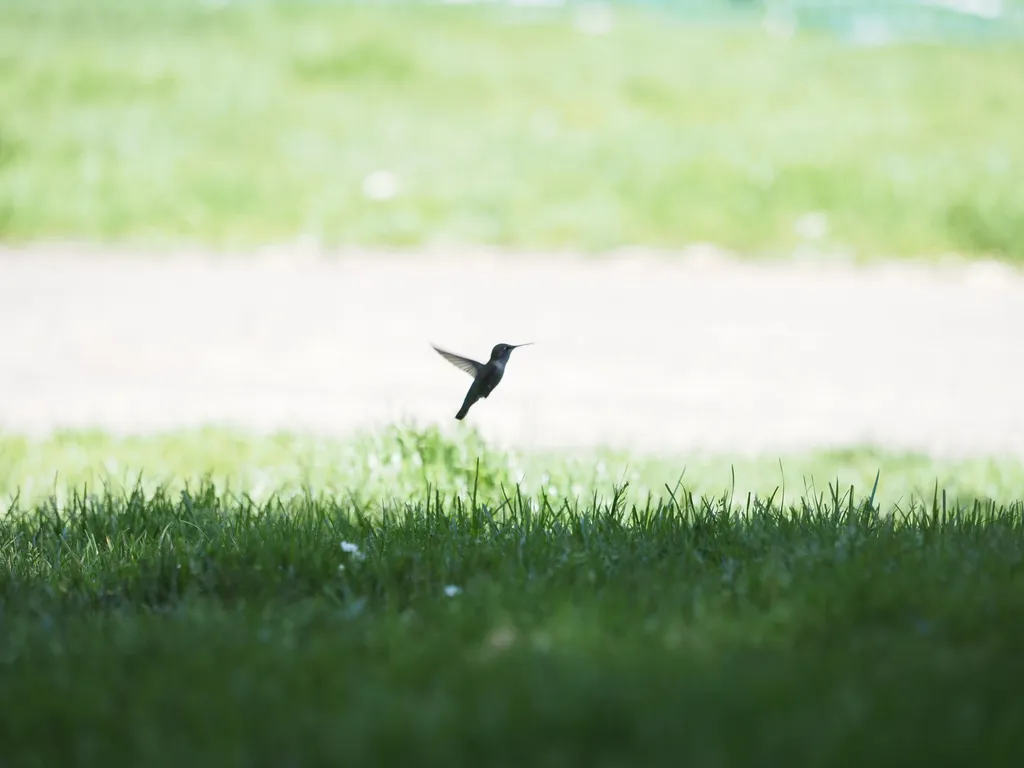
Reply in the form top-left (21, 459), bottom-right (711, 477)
top-left (490, 342), bottom-right (532, 361)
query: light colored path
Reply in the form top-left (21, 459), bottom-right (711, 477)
top-left (1, 245), bottom-right (1022, 458)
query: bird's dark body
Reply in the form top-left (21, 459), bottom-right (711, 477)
top-left (455, 359), bottom-right (506, 419)
top-left (432, 342), bottom-right (531, 420)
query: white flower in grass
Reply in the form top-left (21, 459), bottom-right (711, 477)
top-left (340, 540), bottom-right (365, 560)
top-left (361, 170), bottom-right (401, 202)
top-left (794, 212), bottom-right (829, 241)
top-left (444, 585), bottom-right (462, 598)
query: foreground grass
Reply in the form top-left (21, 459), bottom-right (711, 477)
top-left (2, 425), bottom-right (1023, 509)
top-left (2, 480), bottom-right (1024, 765)
top-left (2, 1), bottom-right (1024, 260)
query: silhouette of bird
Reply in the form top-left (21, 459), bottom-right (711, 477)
top-left (432, 342), bottom-right (532, 420)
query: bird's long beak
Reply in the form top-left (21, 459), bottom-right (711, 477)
top-left (512, 343), bottom-right (533, 349)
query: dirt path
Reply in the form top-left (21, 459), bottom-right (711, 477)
top-left (1, 245), bottom-right (1022, 458)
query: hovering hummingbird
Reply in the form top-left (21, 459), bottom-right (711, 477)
top-left (432, 342), bottom-right (533, 420)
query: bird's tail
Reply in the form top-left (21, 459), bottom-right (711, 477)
top-left (455, 392), bottom-right (476, 420)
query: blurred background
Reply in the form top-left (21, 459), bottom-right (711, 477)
top-left (3, 0), bottom-right (1024, 253)
top-left (1, 0), bottom-right (1023, 498)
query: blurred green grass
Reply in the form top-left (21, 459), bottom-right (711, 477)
top-left (1, 0), bottom-right (1023, 260)
top-left (2, 425), bottom-right (1022, 509)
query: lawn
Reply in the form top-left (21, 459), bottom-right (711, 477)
top-left (2, 426), bottom-right (1024, 765)
top-left (3, 426), bottom-right (1023, 508)
top-left (1, 0), bottom-right (1024, 260)
top-left (2, 427), bottom-right (1024, 762)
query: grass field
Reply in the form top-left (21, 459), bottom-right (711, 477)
top-left (2, 427), bottom-right (1024, 763)
top-left (1, 432), bottom-right (1024, 764)
top-left (2, 0), bottom-right (1024, 260)
top-left (3, 426), bottom-right (1023, 508)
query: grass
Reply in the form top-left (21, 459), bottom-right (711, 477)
top-left (2, 426), bottom-right (1024, 762)
top-left (2, 469), bottom-right (1024, 764)
top-left (2, 0), bottom-right (1024, 261)
top-left (3, 425), bottom-right (1023, 508)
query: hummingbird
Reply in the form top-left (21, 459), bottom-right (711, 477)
top-left (432, 342), bottom-right (533, 420)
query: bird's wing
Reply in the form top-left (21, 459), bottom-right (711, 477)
top-left (432, 345), bottom-right (484, 378)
